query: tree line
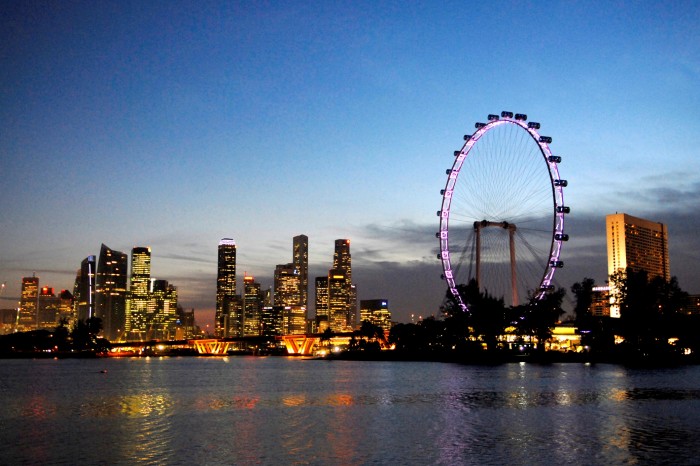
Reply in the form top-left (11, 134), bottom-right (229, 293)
top-left (352, 270), bottom-right (698, 364)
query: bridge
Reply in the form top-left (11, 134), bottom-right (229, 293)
top-left (109, 332), bottom-right (357, 356)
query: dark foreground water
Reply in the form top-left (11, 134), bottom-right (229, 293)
top-left (1, 357), bottom-right (700, 465)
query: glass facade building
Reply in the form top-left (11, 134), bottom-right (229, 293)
top-left (95, 244), bottom-right (128, 341)
top-left (216, 238), bottom-right (238, 337)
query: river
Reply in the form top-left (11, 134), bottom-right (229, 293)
top-left (1, 357), bottom-right (699, 465)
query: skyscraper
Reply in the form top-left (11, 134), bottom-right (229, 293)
top-left (216, 238), bottom-right (237, 337)
top-left (148, 279), bottom-right (178, 339)
top-left (607, 213), bottom-right (669, 281)
top-left (95, 244), bottom-right (128, 341)
top-left (328, 239), bottom-right (356, 330)
top-left (126, 247), bottom-right (151, 339)
top-left (293, 234), bottom-right (308, 310)
top-left (243, 275), bottom-right (263, 336)
top-left (274, 263), bottom-right (300, 307)
top-left (315, 276), bottom-right (329, 331)
top-left (328, 269), bottom-right (350, 331)
top-left (73, 255), bottom-right (96, 322)
top-left (37, 286), bottom-right (59, 330)
top-left (333, 239), bottom-right (352, 282)
top-left (17, 275), bottom-right (39, 332)
top-left (606, 213), bottom-right (670, 318)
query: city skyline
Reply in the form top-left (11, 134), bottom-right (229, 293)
top-left (2, 1), bottom-right (700, 325)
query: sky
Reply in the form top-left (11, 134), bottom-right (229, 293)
top-left (2, 0), bottom-right (700, 327)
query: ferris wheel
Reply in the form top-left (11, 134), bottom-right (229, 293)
top-left (437, 112), bottom-right (569, 311)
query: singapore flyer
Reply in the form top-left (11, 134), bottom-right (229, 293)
top-left (437, 111), bottom-right (569, 312)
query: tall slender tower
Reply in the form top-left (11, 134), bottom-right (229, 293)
top-left (73, 256), bottom-right (96, 322)
top-left (95, 244), bottom-right (128, 341)
top-left (216, 238), bottom-right (237, 337)
top-left (293, 235), bottom-right (309, 310)
top-left (126, 247), bottom-right (151, 339)
top-left (18, 275), bottom-right (39, 332)
top-left (329, 239), bottom-right (356, 330)
top-left (315, 276), bottom-right (329, 330)
top-left (333, 239), bottom-right (352, 282)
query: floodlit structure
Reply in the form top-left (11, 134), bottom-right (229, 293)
top-left (606, 213), bottom-right (670, 318)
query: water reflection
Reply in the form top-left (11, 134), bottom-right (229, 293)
top-left (2, 360), bottom-right (700, 465)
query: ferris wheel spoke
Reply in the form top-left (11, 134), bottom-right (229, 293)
top-left (439, 113), bottom-right (567, 311)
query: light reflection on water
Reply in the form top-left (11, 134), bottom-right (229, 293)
top-left (1, 358), bottom-right (700, 465)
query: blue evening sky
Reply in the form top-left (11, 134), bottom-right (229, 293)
top-left (2, 1), bottom-right (699, 325)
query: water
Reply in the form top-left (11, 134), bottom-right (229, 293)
top-left (1, 357), bottom-right (700, 465)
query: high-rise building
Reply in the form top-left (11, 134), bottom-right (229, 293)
top-left (126, 247), bottom-right (151, 339)
top-left (175, 307), bottom-right (197, 339)
top-left (315, 276), bottom-right (329, 331)
top-left (283, 305), bottom-right (307, 335)
top-left (148, 279), bottom-right (178, 339)
top-left (37, 286), bottom-right (60, 330)
top-left (58, 290), bottom-right (75, 326)
top-left (607, 213), bottom-right (669, 281)
top-left (606, 213), bottom-right (670, 318)
top-left (243, 275), bottom-right (263, 336)
top-left (216, 238), bottom-right (238, 337)
top-left (328, 269), bottom-right (350, 331)
top-left (333, 239), bottom-right (352, 282)
top-left (95, 244), bottom-right (128, 341)
top-left (17, 275), bottom-right (39, 332)
top-left (73, 255), bottom-right (96, 322)
top-left (360, 299), bottom-right (392, 332)
top-left (261, 305), bottom-right (283, 337)
top-left (293, 234), bottom-right (309, 310)
top-left (327, 239), bottom-right (356, 331)
top-left (274, 263), bottom-right (301, 307)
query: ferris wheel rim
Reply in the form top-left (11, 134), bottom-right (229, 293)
top-left (437, 113), bottom-right (568, 312)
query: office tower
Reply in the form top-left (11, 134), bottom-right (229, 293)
top-left (261, 306), bottom-right (283, 337)
top-left (274, 263), bottom-right (300, 307)
top-left (148, 279), bottom-right (178, 339)
top-left (17, 275), bottom-right (39, 332)
top-left (293, 235), bottom-right (309, 310)
top-left (73, 255), bottom-right (96, 322)
top-left (274, 263), bottom-right (306, 334)
top-left (58, 290), bottom-right (75, 326)
top-left (315, 276), bottom-right (329, 331)
top-left (606, 213), bottom-right (670, 317)
top-left (175, 307), bottom-right (197, 339)
top-left (328, 269), bottom-right (350, 331)
top-left (244, 275), bottom-right (263, 336)
top-left (360, 299), bottom-right (392, 332)
top-left (37, 286), bottom-right (59, 330)
top-left (95, 244), bottom-right (128, 341)
top-left (126, 247), bottom-right (151, 339)
top-left (333, 239), bottom-right (352, 282)
top-left (216, 238), bottom-right (237, 337)
top-left (326, 239), bottom-right (355, 331)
